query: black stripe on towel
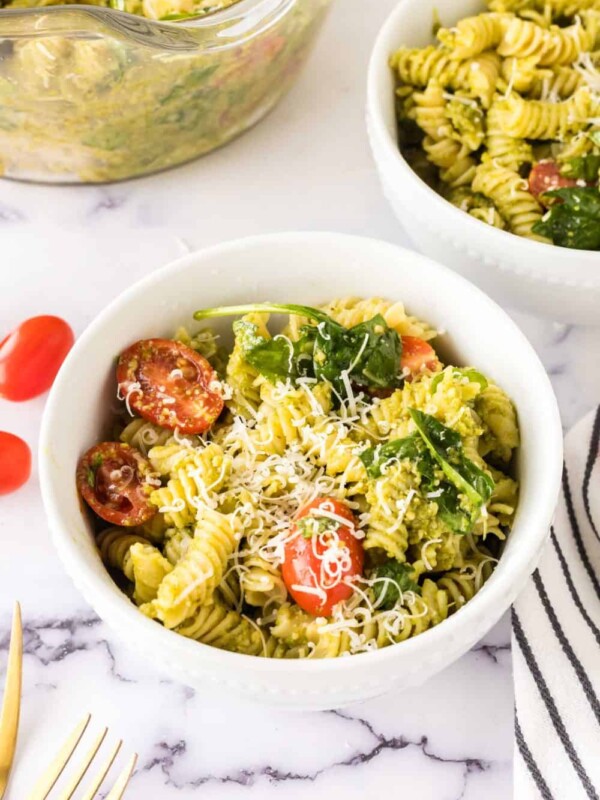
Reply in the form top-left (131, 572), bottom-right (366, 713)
top-left (582, 406), bottom-right (600, 541)
top-left (532, 570), bottom-right (600, 725)
top-left (515, 713), bottom-right (555, 800)
top-left (512, 609), bottom-right (599, 800)
top-left (563, 465), bottom-right (600, 599)
top-left (550, 528), bottom-right (600, 647)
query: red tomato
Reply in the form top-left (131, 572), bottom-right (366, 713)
top-left (0, 315), bottom-right (74, 401)
top-left (0, 432), bottom-right (31, 495)
top-left (116, 339), bottom-right (224, 435)
top-left (282, 497), bottom-right (364, 617)
top-left (401, 336), bottom-right (441, 379)
top-left (528, 161), bottom-right (576, 202)
top-left (76, 442), bottom-right (157, 527)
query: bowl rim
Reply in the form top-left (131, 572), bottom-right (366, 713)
top-left (0, 0), bottom-right (296, 36)
top-left (365, 0), bottom-right (600, 267)
top-left (39, 231), bottom-right (563, 675)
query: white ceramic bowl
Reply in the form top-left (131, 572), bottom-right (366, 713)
top-left (39, 232), bottom-right (563, 710)
top-left (367, 0), bottom-right (600, 325)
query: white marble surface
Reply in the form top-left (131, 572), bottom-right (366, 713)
top-left (1, 0), bottom-right (599, 797)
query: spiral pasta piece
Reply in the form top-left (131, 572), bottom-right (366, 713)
top-left (494, 87), bottom-right (591, 140)
top-left (96, 527), bottom-right (149, 578)
top-left (270, 580), bottom-right (449, 657)
top-left (239, 554), bottom-right (288, 608)
top-left (472, 162), bottom-right (547, 239)
top-left (225, 312), bottom-right (270, 417)
top-left (163, 527), bottom-right (193, 565)
top-left (529, 65), bottom-right (585, 98)
top-left (176, 601), bottom-right (266, 655)
top-left (391, 48), bottom-right (501, 108)
top-left (316, 296), bottom-right (437, 340)
top-left (437, 13), bottom-right (509, 59)
top-left (489, 0), bottom-right (600, 14)
top-left (149, 443), bottom-right (232, 528)
top-left (96, 528), bottom-right (172, 604)
top-left (146, 508), bottom-right (240, 628)
top-left (498, 17), bottom-right (594, 64)
top-left (128, 542), bottom-right (174, 604)
top-left (120, 418), bottom-right (174, 456)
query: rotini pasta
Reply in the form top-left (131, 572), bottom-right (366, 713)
top-left (79, 297), bottom-right (519, 658)
top-left (472, 162), bottom-right (546, 238)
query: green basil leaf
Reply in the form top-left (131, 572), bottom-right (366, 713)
top-left (533, 187), bottom-right (600, 250)
top-left (371, 561), bottom-right (420, 609)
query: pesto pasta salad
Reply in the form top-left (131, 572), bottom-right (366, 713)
top-left (76, 297), bottom-right (520, 659)
top-left (391, 0), bottom-right (600, 250)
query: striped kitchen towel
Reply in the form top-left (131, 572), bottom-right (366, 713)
top-left (513, 406), bottom-right (600, 800)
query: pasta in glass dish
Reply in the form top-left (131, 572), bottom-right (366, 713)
top-left (76, 297), bottom-right (520, 659)
top-left (391, 0), bottom-right (600, 249)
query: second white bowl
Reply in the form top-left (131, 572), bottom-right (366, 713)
top-left (367, 0), bottom-right (600, 325)
top-left (39, 232), bottom-right (563, 710)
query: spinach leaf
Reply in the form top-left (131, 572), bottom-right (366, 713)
top-left (532, 187), bottom-right (600, 250)
top-left (232, 320), bottom-right (314, 383)
top-left (194, 303), bottom-right (403, 399)
top-left (409, 409), bottom-right (494, 508)
top-left (371, 561), bottom-right (420, 609)
top-left (360, 430), bottom-right (477, 534)
top-left (430, 368), bottom-right (488, 394)
top-left (313, 313), bottom-right (401, 393)
top-left (562, 154), bottom-right (600, 182)
top-left (431, 483), bottom-right (475, 534)
top-left (359, 434), bottom-right (424, 479)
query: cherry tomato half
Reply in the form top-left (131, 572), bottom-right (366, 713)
top-left (528, 161), bottom-right (576, 203)
top-left (116, 339), bottom-right (224, 435)
top-left (0, 432), bottom-right (32, 495)
top-left (282, 497), bottom-right (364, 617)
top-left (401, 336), bottom-right (441, 380)
top-left (0, 315), bottom-right (74, 401)
top-left (76, 442), bottom-right (157, 527)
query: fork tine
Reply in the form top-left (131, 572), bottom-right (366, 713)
top-left (78, 739), bottom-right (122, 800)
top-left (104, 753), bottom-right (137, 800)
top-left (57, 727), bottom-right (107, 800)
top-left (0, 603), bottom-right (23, 800)
top-left (27, 714), bottom-right (91, 800)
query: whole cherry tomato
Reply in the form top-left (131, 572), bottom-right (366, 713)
top-left (0, 315), bottom-right (74, 401)
top-left (116, 339), bottom-right (224, 435)
top-left (0, 432), bottom-right (32, 495)
top-left (401, 336), bottom-right (441, 380)
top-left (282, 497), bottom-right (364, 617)
top-left (76, 442), bottom-right (157, 527)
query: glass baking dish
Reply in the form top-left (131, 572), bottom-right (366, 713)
top-left (0, 0), bottom-right (331, 182)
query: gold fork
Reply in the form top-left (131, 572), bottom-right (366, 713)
top-left (0, 603), bottom-right (23, 800)
top-left (27, 714), bottom-right (137, 800)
